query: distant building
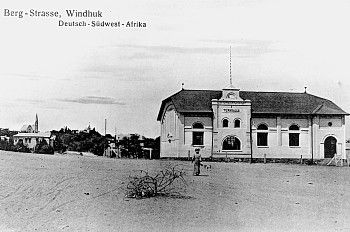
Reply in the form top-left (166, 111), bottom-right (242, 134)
top-left (13, 132), bottom-right (53, 150)
top-left (0, 128), bottom-right (18, 139)
top-left (157, 83), bottom-right (349, 160)
top-left (117, 133), bottom-right (142, 140)
top-left (14, 114), bottom-right (54, 150)
top-left (0, 135), bottom-right (10, 141)
top-left (20, 114), bottom-right (39, 133)
top-left (20, 125), bottom-right (34, 133)
top-left (80, 124), bottom-right (92, 133)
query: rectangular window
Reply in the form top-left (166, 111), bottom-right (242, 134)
top-left (192, 132), bottom-right (204, 145)
top-left (257, 133), bottom-right (268, 146)
top-left (289, 133), bottom-right (299, 147)
top-left (28, 138), bottom-right (31, 143)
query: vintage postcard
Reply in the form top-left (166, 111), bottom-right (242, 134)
top-left (1, 0), bottom-right (350, 231)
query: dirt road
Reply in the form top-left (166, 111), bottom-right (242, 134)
top-left (0, 151), bottom-right (349, 231)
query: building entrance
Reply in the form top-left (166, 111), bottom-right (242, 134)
top-left (324, 136), bottom-right (337, 158)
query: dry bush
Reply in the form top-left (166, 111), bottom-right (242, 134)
top-left (125, 164), bottom-right (187, 199)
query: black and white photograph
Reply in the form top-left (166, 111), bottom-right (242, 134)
top-left (1, 0), bottom-right (350, 231)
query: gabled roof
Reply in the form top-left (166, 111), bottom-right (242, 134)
top-left (239, 91), bottom-right (348, 115)
top-left (157, 89), bottom-right (348, 121)
top-left (20, 125), bottom-right (33, 132)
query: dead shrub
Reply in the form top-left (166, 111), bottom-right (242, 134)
top-left (125, 164), bottom-right (187, 199)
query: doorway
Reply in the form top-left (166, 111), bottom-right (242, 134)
top-left (324, 136), bottom-right (337, 158)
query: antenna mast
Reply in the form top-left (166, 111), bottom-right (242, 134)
top-left (229, 46), bottom-right (232, 85)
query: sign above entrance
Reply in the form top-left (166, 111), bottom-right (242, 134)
top-left (223, 109), bottom-right (240, 113)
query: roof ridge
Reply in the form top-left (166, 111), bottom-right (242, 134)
top-left (241, 90), bottom-right (306, 94)
top-left (182, 89), bottom-right (307, 94)
top-left (181, 89), bottom-right (221, 92)
top-left (312, 104), bottom-right (324, 114)
top-left (302, 92), bottom-right (328, 101)
top-left (161, 89), bottom-right (184, 103)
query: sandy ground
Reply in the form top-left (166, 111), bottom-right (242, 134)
top-left (0, 151), bottom-right (350, 232)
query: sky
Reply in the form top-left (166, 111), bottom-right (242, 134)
top-left (1, 0), bottom-right (350, 138)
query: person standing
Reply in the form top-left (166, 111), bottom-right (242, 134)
top-left (192, 148), bottom-right (202, 176)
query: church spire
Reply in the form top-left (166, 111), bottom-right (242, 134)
top-left (34, 114), bottom-right (38, 133)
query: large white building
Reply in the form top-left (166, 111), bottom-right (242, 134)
top-left (157, 84), bottom-right (348, 160)
top-left (13, 132), bottom-right (52, 150)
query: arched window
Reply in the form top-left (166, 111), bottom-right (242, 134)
top-left (222, 136), bottom-right (241, 150)
top-left (234, 119), bottom-right (241, 128)
top-left (289, 124), bottom-right (299, 130)
top-left (192, 122), bottom-right (204, 145)
top-left (257, 124), bottom-right (268, 130)
top-left (192, 122), bottom-right (204, 129)
top-left (289, 124), bottom-right (300, 147)
top-left (222, 119), bottom-right (229, 128)
top-left (257, 124), bottom-right (268, 146)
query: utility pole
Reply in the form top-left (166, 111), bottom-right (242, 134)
top-left (103, 118), bottom-right (107, 157)
top-left (114, 126), bottom-right (117, 144)
top-left (104, 118), bottom-right (107, 136)
top-left (115, 125), bottom-right (119, 158)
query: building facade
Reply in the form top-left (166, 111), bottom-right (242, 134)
top-left (157, 84), bottom-right (348, 160)
top-left (13, 132), bottom-right (53, 150)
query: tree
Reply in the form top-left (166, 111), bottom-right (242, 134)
top-left (35, 139), bottom-right (54, 154)
top-left (13, 140), bottom-right (31, 153)
top-left (118, 134), bottom-right (143, 158)
top-left (0, 140), bottom-right (10, 150)
top-left (51, 127), bottom-right (108, 156)
top-left (53, 136), bottom-right (66, 153)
